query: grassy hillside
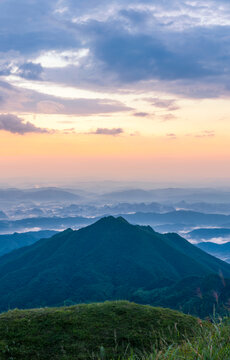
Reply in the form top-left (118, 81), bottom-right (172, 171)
top-left (0, 301), bottom-right (202, 360)
top-left (0, 216), bottom-right (229, 316)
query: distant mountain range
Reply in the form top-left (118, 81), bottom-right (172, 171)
top-left (176, 201), bottom-right (230, 214)
top-left (122, 211), bottom-right (230, 227)
top-left (2, 210), bottom-right (230, 233)
top-left (0, 188), bottom-right (81, 202)
top-left (197, 242), bottom-right (230, 264)
top-left (0, 216), bottom-right (229, 316)
top-left (99, 188), bottom-right (230, 203)
top-left (95, 202), bottom-right (174, 215)
top-left (187, 228), bottom-right (230, 241)
top-left (100, 189), bottom-right (158, 202)
top-left (52, 202), bottom-right (175, 218)
top-left (2, 186), bottom-right (230, 210)
top-left (0, 215), bottom-right (93, 233)
top-left (0, 230), bottom-right (58, 257)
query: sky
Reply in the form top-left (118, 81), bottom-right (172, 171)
top-left (1, 0), bottom-right (230, 185)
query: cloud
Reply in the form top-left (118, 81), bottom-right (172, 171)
top-left (193, 130), bottom-right (216, 138)
top-left (185, 130), bottom-right (216, 138)
top-left (166, 133), bottom-right (177, 139)
top-left (92, 30), bottom-right (211, 83)
top-left (133, 112), bottom-right (150, 117)
top-left (0, 114), bottom-right (50, 134)
top-left (160, 114), bottom-right (177, 121)
top-left (0, 81), bottom-right (132, 115)
top-left (62, 128), bottom-right (76, 134)
top-left (90, 128), bottom-right (124, 135)
top-left (32, 96), bottom-right (131, 116)
top-left (143, 98), bottom-right (179, 110)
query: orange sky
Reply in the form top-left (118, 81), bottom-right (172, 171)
top-left (1, 127), bottom-right (230, 184)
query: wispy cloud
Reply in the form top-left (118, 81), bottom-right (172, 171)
top-left (90, 128), bottom-right (124, 136)
top-left (186, 130), bottom-right (216, 138)
top-left (133, 112), bottom-right (150, 117)
top-left (0, 82), bottom-right (132, 116)
top-left (160, 114), bottom-right (177, 121)
top-left (194, 130), bottom-right (216, 138)
top-left (0, 114), bottom-right (50, 135)
top-left (144, 98), bottom-right (179, 111)
top-left (166, 133), bottom-right (177, 139)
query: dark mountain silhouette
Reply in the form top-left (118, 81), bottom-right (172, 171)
top-left (0, 216), bottom-right (229, 314)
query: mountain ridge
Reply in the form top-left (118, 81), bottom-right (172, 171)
top-left (0, 216), bottom-right (228, 315)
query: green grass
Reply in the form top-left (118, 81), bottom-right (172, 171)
top-left (0, 301), bottom-right (202, 360)
top-left (0, 301), bottom-right (228, 359)
top-left (120, 318), bottom-right (230, 359)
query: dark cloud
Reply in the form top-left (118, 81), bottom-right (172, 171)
top-left (0, 114), bottom-right (50, 134)
top-left (91, 128), bottom-right (124, 135)
top-left (30, 7), bottom-right (226, 98)
top-left (93, 31), bottom-right (211, 83)
top-left (0, 0), bottom-right (230, 98)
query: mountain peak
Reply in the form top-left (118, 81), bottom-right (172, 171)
top-left (94, 216), bottom-right (129, 226)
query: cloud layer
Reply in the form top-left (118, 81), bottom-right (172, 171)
top-left (0, 0), bottom-right (230, 99)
